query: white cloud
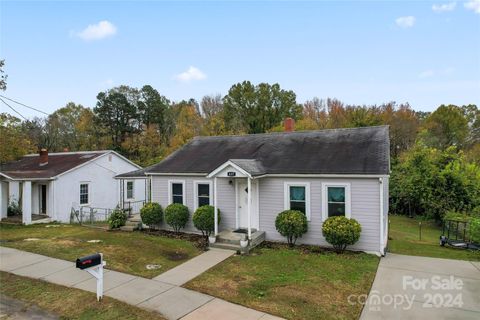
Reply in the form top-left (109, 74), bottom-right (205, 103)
top-left (464, 0), bottom-right (480, 13)
top-left (432, 2), bottom-right (456, 12)
top-left (419, 70), bottom-right (435, 78)
top-left (395, 16), bottom-right (416, 28)
top-left (76, 20), bottom-right (117, 41)
top-left (174, 66), bottom-right (207, 82)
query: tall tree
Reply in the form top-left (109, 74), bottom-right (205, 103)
top-left (0, 113), bottom-right (34, 163)
top-left (223, 81), bottom-right (301, 133)
top-left (420, 104), bottom-right (469, 150)
top-left (138, 85), bottom-right (171, 142)
top-left (94, 86), bottom-right (138, 149)
top-left (45, 102), bottom-right (86, 151)
top-left (0, 59), bottom-right (7, 91)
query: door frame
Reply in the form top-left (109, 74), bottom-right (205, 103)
top-left (39, 184), bottom-right (47, 214)
top-left (235, 178), bottom-right (259, 230)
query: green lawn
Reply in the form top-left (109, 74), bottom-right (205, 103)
top-left (185, 245), bottom-right (379, 320)
top-left (388, 215), bottom-right (480, 261)
top-left (0, 271), bottom-right (165, 320)
top-left (0, 223), bottom-right (201, 278)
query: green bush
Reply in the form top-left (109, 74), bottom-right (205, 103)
top-left (322, 216), bottom-right (361, 253)
top-left (108, 207), bottom-right (128, 229)
top-left (165, 203), bottom-right (189, 233)
top-left (469, 218), bottom-right (480, 244)
top-left (274, 210), bottom-right (308, 246)
top-left (443, 211), bottom-right (472, 223)
top-left (140, 202), bottom-right (163, 228)
top-left (193, 205), bottom-right (221, 240)
top-left (7, 199), bottom-right (21, 216)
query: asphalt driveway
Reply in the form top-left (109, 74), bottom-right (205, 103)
top-left (360, 253), bottom-right (480, 319)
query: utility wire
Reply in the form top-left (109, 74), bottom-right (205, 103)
top-left (0, 97), bottom-right (27, 120)
top-left (0, 94), bottom-right (49, 116)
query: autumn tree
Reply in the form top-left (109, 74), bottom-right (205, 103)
top-left (420, 104), bottom-right (469, 150)
top-left (0, 113), bottom-right (34, 163)
top-left (138, 85), bottom-right (171, 143)
top-left (223, 81), bottom-right (302, 133)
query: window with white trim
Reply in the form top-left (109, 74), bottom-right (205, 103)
top-left (171, 182), bottom-right (184, 204)
top-left (284, 182), bottom-right (310, 220)
top-left (80, 183), bottom-right (89, 205)
top-left (197, 183), bottom-right (210, 208)
top-left (322, 182), bottom-right (351, 220)
top-left (126, 181), bottom-right (134, 199)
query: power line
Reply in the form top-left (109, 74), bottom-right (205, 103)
top-left (0, 97), bottom-right (27, 120)
top-left (0, 94), bottom-right (49, 116)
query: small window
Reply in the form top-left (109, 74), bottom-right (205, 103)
top-left (197, 183), bottom-right (210, 208)
top-left (327, 187), bottom-right (345, 217)
top-left (80, 183), bottom-right (89, 205)
top-left (289, 186), bottom-right (306, 214)
top-left (172, 183), bottom-right (183, 204)
top-left (126, 181), bottom-right (134, 199)
top-left (284, 182), bottom-right (310, 220)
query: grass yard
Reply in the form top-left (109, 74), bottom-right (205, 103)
top-left (388, 215), bottom-right (480, 261)
top-left (0, 223), bottom-right (201, 278)
top-left (185, 244), bottom-right (379, 320)
top-left (0, 271), bottom-right (165, 320)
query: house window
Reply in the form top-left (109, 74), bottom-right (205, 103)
top-left (194, 181), bottom-right (212, 210)
top-left (197, 184), bottom-right (210, 207)
top-left (322, 183), bottom-right (351, 220)
top-left (327, 187), bottom-right (345, 217)
top-left (80, 183), bottom-right (89, 205)
top-left (284, 182), bottom-right (310, 220)
top-left (169, 180), bottom-right (185, 205)
top-left (126, 181), bottom-right (134, 199)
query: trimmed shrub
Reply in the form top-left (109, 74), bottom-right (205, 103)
top-left (7, 199), bottom-right (21, 216)
top-left (165, 203), bottom-right (189, 233)
top-left (322, 216), bottom-right (362, 253)
top-left (108, 207), bottom-right (128, 229)
top-left (193, 205), bottom-right (221, 241)
top-left (140, 202), bottom-right (163, 228)
top-left (275, 210), bottom-right (308, 246)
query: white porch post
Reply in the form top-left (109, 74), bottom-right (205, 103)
top-left (214, 177), bottom-right (218, 236)
top-left (247, 177), bottom-right (252, 240)
top-left (22, 181), bottom-right (32, 225)
top-left (0, 181), bottom-right (8, 219)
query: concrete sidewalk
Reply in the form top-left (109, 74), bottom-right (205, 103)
top-left (360, 253), bottom-right (480, 320)
top-left (0, 246), bottom-right (283, 320)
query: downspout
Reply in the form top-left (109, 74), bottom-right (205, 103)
top-left (379, 177), bottom-right (384, 256)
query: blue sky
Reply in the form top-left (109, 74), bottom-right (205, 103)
top-left (1, 0), bottom-right (479, 118)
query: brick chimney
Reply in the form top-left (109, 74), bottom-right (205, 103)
top-left (39, 149), bottom-right (48, 166)
top-left (284, 117), bottom-right (295, 132)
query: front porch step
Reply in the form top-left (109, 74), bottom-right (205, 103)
top-left (128, 214), bottom-right (142, 223)
top-left (211, 230), bottom-right (266, 254)
top-left (125, 221), bottom-right (140, 227)
top-left (210, 242), bottom-right (247, 253)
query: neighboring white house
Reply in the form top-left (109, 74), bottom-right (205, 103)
top-left (121, 120), bottom-right (391, 255)
top-left (0, 150), bottom-right (145, 224)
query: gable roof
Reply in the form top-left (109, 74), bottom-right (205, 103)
top-left (1, 151), bottom-right (112, 180)
top-left (144, 126), bottom-right (390, 176)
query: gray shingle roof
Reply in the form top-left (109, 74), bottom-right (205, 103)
top-left (140, 126), bottom-right (390, 176)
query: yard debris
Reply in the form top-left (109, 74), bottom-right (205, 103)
top-left (45, 225), bottom-right (61, 228)
top-left (146, 264), bottom-right (161, 270)
top-left (86, 240), bottom-right (102, 243)
top-left (23, 238), bottom-right (41, 241)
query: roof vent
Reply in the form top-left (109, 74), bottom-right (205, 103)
top-left (39, 149), bottom-right (48, 166)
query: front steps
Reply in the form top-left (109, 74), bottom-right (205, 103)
top-left (210, 229), bottom-right (266, 253)
top-left (120, 214), bottom-right (142, 232)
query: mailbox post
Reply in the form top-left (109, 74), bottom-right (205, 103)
top-left (76, 253), bottom-right (106, 301)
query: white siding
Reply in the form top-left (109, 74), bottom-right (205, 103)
top-left (151, 176), bottom-right (236, 233)
top-left (53, 153), bottom-right (142, 222)
top-left (259, 177), bottom-right (381, 253)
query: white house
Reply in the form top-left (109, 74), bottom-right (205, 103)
top-left (0, 150), bottom-right (145, 224)
top-left (121, 120), bottom-right (391, 255)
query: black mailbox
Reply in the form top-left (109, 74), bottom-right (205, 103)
top-left (76, 253), bottom-right (102, 270)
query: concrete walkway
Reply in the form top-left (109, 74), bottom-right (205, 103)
top-left (360, 253), bottom-right (480, 320)
top-left (0, 247), bottom-right (283, 320)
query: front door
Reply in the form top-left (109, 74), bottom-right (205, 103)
top-left (39, 185), bottom-right (47, 214)
top-left (236, 179), bottom-right (259, 230)
top-left (237, 180), bottom-right (249, 229)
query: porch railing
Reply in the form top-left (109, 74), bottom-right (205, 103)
top-left (70, 206), bottom-right (114, 228)
top-left (122, 200), bottom-right (146, 217)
